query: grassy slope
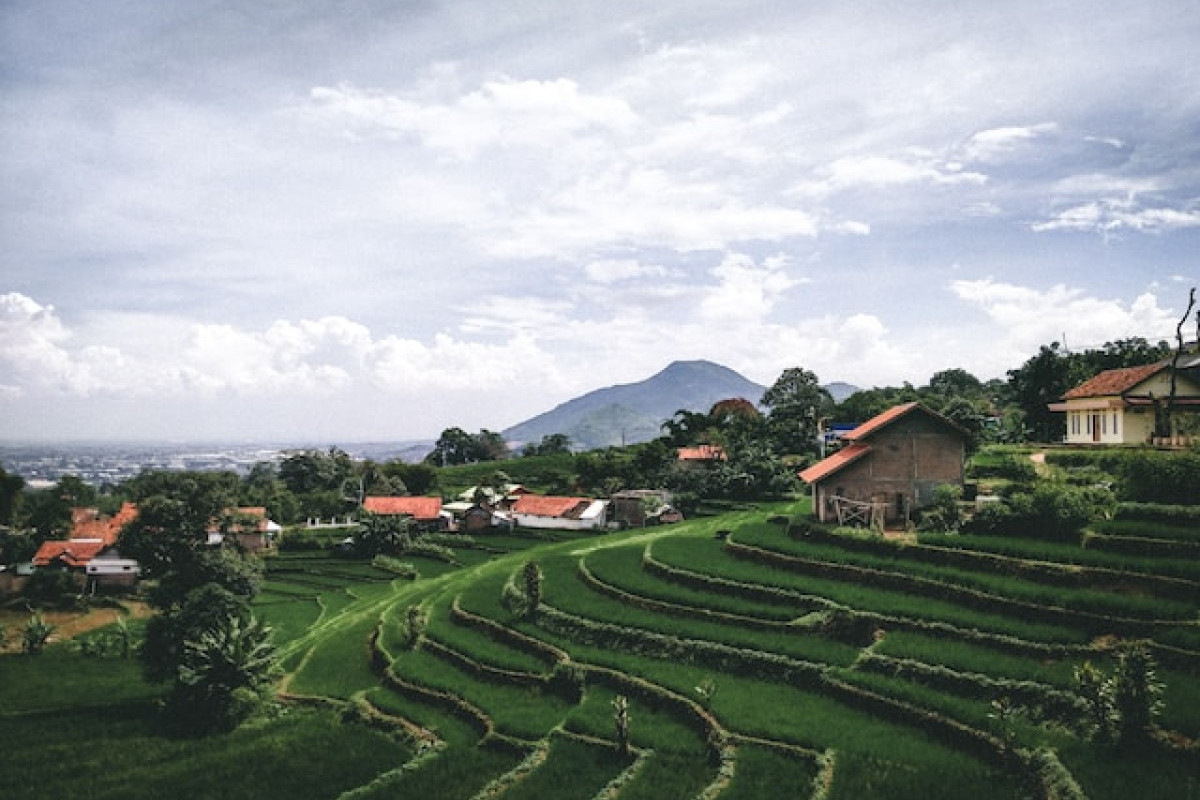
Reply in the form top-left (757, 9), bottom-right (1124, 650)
top-left (2, 497), bottom-right (1197, 799)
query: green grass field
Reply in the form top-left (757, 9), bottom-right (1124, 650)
top-left (2, 498), bottom-right (1198, 799)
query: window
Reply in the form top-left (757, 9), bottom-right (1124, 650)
top-left (1113, 412), bottom-right (1119, 435)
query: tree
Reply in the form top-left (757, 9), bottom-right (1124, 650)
top-left (1112, 642), bottom-right (1164, 745)
top-left (278, 448), bottom-right (354, 495)
top-left (926, 368), bottom-right (984, 399)
top-left (169, 611), bottom-right (278, 734)
top-left (352, 511), bottom-right (414, 557)
top-left (523, 433), bottom-right (572, 457)
top-left (0, 466), bottom-right (25, 526)
top-left (1006, 343), bottom-right (1086, 442)
top-left (425, 427), bottom-right (485, 466)
top-left (523, 560), bottom-right (543, 616)
top-left (613, 694), bottom-right (631, 757)
top-left (761, 367), bottom-right (835, 456)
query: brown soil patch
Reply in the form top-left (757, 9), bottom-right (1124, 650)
top-left (0, 601), bottom-right (152, 654)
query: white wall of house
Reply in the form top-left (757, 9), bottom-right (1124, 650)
top-left (515, 501), bottom-right (609, 530)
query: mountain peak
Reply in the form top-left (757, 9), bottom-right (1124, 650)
top-left (504, 361), bottom-right (767, 451)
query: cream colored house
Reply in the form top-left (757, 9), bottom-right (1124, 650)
top-left (1049, 362), bottom-right (1200, 445)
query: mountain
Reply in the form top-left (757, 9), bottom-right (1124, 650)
top-left (824, 381), bottom-right (860, 403)
top-left (503, 360), bottom-right (768, 452)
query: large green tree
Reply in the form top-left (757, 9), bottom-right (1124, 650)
top-left (761, 367), bottom-right (835, 456)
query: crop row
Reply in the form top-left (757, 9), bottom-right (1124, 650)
top-left (790, 519), bottom-right (1200, 604)
top-left (725, 531), bottom-right (1189, 636)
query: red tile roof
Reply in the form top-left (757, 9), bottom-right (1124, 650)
top-left (677, 444), bottom-right (727, 461)
top-left (1062, 363), bottom-right (1166, 399)
top-left (68, 502), bottom-right (137, 546)
top-left (363, 496), bottom-right (443, 520)
top-left (512, 495), bottom-right (592, 519)
top-left (33, 539), bottom-right (108, 568)
top-left (798, 443), bottom-right (872, 485)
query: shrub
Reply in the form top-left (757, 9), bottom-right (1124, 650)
top-left (915, 485), bottom-right (964, 533)
top-left (23, 568), bottom-right (81, 609)
top-left (21, 613), bottom-right (54, 654)
top-left (1120, 451), bottom-right (1200, 504)
top-left (966, 482), bottom-right (1114, 541)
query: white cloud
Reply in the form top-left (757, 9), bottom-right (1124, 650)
top-left (963, 123), bottom-right (1058, 161)
top-left (820, 154), bottom-right (987, 189)
top-left (1032, 198), bottom-right (1200, 234)
top-left (307, 77), bottom-right (638, 160)
top-left (949, 279), bottom-right (1179, 353)
top-left (584, 259), bottom-right (678, 284)
top-left (699, 252), bottom-right (803, 323)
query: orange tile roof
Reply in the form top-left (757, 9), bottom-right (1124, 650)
top-left (33, 539), bottom-right (108, 568)
top-left (68, 502), bottom-right (137, 546)
top-left (363, 496), bottom-right (443, 520)
top-left (798, 443), bottom-right (872, 484)
top-left (677, 444), bottom-right (727, 461)
top-left (512, 495), bottom-right (592, 518)
top-left (1062, 363), bottom-right (1166, 399)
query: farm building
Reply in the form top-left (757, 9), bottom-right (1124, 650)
top-left (32, 501), bottom-right (141, 590)
top-left (1047, 358), bottom-right (1200, 446)
top-left (206, 507), bottom-right (282, 553)
top-left (362, 496), bottom-right (450, 531)
top-left (512, 495), bottom-right (609, 531)
top-left (799, 402), bottom-right (967, 527)
top-left (609, 489), bottom-right (682, 528)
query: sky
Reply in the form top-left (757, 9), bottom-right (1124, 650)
top-left (3, 0), bottom-right (1200, 443)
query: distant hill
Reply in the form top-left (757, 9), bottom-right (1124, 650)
top-left (503, 360), bottom-right (768, 452)
top-left (825, 381), bottom-right (860, 403)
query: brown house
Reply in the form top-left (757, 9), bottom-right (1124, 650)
top-left (799, 402), bottom-right (967, 527)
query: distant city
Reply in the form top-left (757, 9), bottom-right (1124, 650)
top-left (0, 440), bottom-right (434, 488)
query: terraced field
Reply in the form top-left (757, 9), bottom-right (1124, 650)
top-left (253, 501), bottom-right (1200, 800)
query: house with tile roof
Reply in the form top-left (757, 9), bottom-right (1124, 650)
top-left (33, 502), bottom-right (140, 589)
top-left (362, 496), bottom-right (449, 531)
top-left (798, 402), bottom-right (967, 527)
top-left (511, 494), bottom-right (609, 531)
top-left (206, 507), bottom-right (282, 553)
top-left (676, 444), bottom-right (727, 464)
top-left (1047, 360), bottom-right (1200, 445)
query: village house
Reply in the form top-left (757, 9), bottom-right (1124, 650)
top-left (1047, 358), bottom-right (1200, 446)
top-left (206, 507), bottom-right (282, 554)
top-left (511, 494), bottom-right (609, 531)
top-left (608, 489), bottom-right (682, 528)
top-left (32, 501), bottom-right (140, 590)
top-left (362, 496), bottom-right (450, 532)
top-left (676, 444), bottom-right (727, 465)
top-left (798, 402), bottom-right (967, 528)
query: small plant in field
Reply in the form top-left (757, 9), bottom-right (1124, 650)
top-left (1112, 641), bottom-right (1163, 744)
top-left (694, 676), bottom-right (718, 709)
top-left (523, 560), bottom-right (543, 616)
top-left (1073, 661), bottom-right (1118, 743)
top-left (0, 624), bottom-right (6, 649)
top-left (400, 605), bottom-right (426, 650)
top-left (22, 613), bottom-right (55, 654)
top-left (1073, 642), bottom-right (1163, 745)
top-left (548, 662), bottom-right (586, 703)
top-left (613, 694), bottom-right (630, 756)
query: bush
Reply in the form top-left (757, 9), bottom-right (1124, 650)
top-left (23, 569), bottom-right (81, 609)
top-left (1120, 451), bottom-right (1200, 504)
top-left (915, 485), bottom-right (964, 533)
top-left (21, 613), bottom-right (54, 654)
top-left (965, 482), bottom-right (1114, 541)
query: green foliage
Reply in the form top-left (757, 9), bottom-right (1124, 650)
top-left (915, 484), bottom-right (964, 533)
top-left (1120, 451), bottom-right (1200, 504)
top-left (968, 448), bottom-right (1038, 482)
top-left (22, 568), bottom-right (81, 608)
top-left (523, 433), bottom-right (573, 457)
top-left (167, 612), bottom-right (278, 734)
top-left (21, 612), bottom-right (54, 654)
top-left (398, 604), bottom-right (427, 650)
top-left (613, 693), bottom-right (631, 756)
top-left (1073, 643), bottom-right (1164, 746)
top-left (425, 427), bottom-right (510, 466)
top-left (761, 366), bottom-right (834, 456)
top-left (77, 617), bottom-right (135, 659)
top-left (523, 560), bottom-right (543, 616)
top-left (967, 482), bottom-right (1115, 540)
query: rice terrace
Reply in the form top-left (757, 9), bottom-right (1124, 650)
top-left (2, 446), bottom-right (1199, 800)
